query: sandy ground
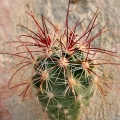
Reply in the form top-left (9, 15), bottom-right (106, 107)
top-left (0, 0), bottom-right (120, 120)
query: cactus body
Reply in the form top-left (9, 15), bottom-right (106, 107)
top-left (33, 51), bottom-right (94, 120)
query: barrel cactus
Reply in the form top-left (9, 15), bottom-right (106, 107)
top-left (1, 0), bottom-right (120, 120)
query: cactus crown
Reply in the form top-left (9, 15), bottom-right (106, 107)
top-left (1, 0), bottom-right (120, 120)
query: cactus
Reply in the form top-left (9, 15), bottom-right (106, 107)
top-left (1, 0), bottom-right (120, 120)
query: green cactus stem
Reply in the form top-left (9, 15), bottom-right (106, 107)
top-left (32, 51), bottom-right (94, 120)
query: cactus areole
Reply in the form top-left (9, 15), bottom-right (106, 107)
top-left (2, 0), bottom-right (120, 120)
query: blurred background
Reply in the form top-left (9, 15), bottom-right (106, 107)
top-left (0, 0), bottom-right (120, 120)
